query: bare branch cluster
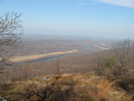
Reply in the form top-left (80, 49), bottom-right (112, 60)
top-left (0, 12), bottom-right (23, 72)
top-left (111, 39), bottom-right (134, 67)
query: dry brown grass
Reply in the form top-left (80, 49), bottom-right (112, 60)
top-left (1, 73), bottom-right (132, 101)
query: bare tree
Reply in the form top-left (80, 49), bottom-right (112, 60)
top-left (0, 12), bottom-right (23, 73)
top-left (111, 39), bottom-right (134, 67)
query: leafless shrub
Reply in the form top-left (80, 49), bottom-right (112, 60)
top-left (111, 39), bottom-right (134, 68)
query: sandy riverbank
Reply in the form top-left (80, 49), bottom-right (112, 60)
top-left (11, 49), bottom-right (78, 62)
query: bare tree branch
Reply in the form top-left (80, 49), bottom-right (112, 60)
top-left (111, 39), bottom-right (134, 67)
top-left (0, 12), bottom-right (23, 73)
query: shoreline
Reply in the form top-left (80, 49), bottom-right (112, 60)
top-left (11, 49), bottom-right (78, 63)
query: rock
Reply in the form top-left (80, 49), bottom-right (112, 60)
top-left (40, 77), bottom-right (51, 81)
top-left (0, 96), bottom-right (7, 101)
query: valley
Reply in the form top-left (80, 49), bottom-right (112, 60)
top-left (0, 38), bottom-right (134, 101)
top-left (13, 39), bottom-right (112, 63)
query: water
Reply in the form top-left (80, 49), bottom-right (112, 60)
top-left (79, 45), bottom-right (92, 54)
top-left (85, 52), bottom-right (92, 54)
top-left (22, 45), bottom-right (92, 63)
top-left (85, 45), bottom-right (91, 49)
top-left (25, 55), bottom-right (65, 63)
top-left (79, 45), bottom-right (91, 51)
top-left (0, 45), bottom-right (92, 66)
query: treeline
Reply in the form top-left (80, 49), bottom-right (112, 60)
top-left (15, 39), bottom-right (112, 56)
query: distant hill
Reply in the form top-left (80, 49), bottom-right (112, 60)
top-left (22, 34), bottom-right (118, 41)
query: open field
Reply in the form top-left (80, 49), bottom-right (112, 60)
top-left (12, 49), bottom-right (78, 62)
top-left (93, 45), bottom-right (110, 50)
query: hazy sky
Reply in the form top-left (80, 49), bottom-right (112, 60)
top-left (0, 0), bottom-right (134, 39)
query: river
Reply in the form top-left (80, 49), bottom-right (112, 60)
top-left (24, 55), bottom-right (65, 63)
top-left (24, 45), bottom-right (91, 63)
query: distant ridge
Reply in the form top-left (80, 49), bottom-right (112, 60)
top-left (22, 34), bottom-right (118, 41)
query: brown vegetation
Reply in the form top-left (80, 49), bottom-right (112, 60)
top-left (0, 39), bottom-right (134, 101)
top-left (15, 39), bottom-right (112, 56)
top-left (1, 73), bottom-right (132, 101)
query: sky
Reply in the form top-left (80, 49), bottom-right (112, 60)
top-left (0, 0), bottom-right (134, 39)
